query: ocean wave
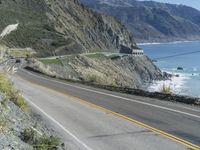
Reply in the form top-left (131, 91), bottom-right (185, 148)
top-left (192, 67), bottom-right (198, 72)
top-left (148, 72), bottom-right (190, 94)
top-left (137, 42), bottom-right (161, 46)
top-left (137, 40), bottom-right (200, 46)
top-left (162, 68), bottom-right (200, 76)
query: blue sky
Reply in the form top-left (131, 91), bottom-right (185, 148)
top-left (138, 0), bottom-right (200, 10)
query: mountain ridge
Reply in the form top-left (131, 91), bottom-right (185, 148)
top-left (80, 0), bottom-right (200, 43)
top-left (0, 0), bottom-right (136, 56)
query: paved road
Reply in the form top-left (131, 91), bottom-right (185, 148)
top-left (12, 69), bottom-right (200, 150)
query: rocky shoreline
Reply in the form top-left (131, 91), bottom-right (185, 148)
top-left (25, 66), bottom-right (200, 106)
top-left (95, 85), bottom-right (200, 106)
top-left (28, 54), bottom-right (166, 90)
top-left (24, 54), bottom-right (200, 106)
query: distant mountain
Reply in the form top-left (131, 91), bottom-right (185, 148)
top-left (80, 0), bottom-right (200, 43)
top-left (0, 0), bottom-right (136, 56)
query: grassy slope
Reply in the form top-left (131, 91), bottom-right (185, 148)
top-left (39, 58), bottom-right (63, 66)
top-left (0, 72), bottom-right (28, 111)
top-left (0, 0), bottom-right (136, 57)
top-left (0, 72), bottom-right (62, 149)
top-left (0, 0), bottom-right (68, 56)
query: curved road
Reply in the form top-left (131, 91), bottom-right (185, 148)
top-left (13, 68), bottom-right (200, 150)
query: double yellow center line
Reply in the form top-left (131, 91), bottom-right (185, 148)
top-left (17, 75), bottom-right (200, 150)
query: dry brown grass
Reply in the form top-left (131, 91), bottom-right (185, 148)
top-left (0, 72), bottom-right (29, 112)
top-left (160, 84), bottom-right (173, 94)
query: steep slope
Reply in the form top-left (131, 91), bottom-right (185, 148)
top-left (80, 0), bottom-right (200, 43)
top-left (0, 0), bottom-right (136, 56)
top-left (28, 54), bottom-right (165, 89)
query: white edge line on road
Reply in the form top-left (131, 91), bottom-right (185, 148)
top-left (22, 95), bottom-right (93, 150)
top-left (22, 69), bottom-right (200, 119)
top-left (172, 104), bottom-right (200, 113)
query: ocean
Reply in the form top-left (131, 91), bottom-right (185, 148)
top-left (139, 41), bottom-right (200, 97)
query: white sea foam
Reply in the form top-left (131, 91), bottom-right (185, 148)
top-left (192, 67), bottom-right (198, 72)
top-left (137, 40), bottom-right (200, 46)
top-left (137, 42), bottom-right (161, 46)
top-left (148, 72), bottom-right (190, 94)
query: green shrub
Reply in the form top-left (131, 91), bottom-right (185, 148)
top-left (14, 94), bottom-right (29, 112)
top-left (8, 48), bottom-right (33, 58)
top-left (0, 73), bottom-right (29, 111)
top-left (21, 128), bottom-right (60, 150)
top-left (21, 128), bottom-right (36, 144)
top-left (35, 136), bottom-right (60, 150)
top-left (0, 73), bottom-right (15, 99)
top-left (39, 59), bottom-right (63, 66)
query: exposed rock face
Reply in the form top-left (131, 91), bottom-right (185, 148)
top-left (80, 0), bottom-right (200, 43)
top-left (28, 55), bottom-right (165, 89)
top-left (0, 0), bottom-right (167, 91)
top-left (0, 0), bottom-right (136, 56)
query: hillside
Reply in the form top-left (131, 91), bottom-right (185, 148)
top-left (80, 0), bottom-right (200, 43)
top-left (27, 54), bottom-right (166, 89)
top-left (0, 0), bottom-right (136, 56)
top-left (0, 0), bottom-right (168, 90)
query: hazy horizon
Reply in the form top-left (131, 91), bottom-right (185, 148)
top-left (138, 0), bottom-right (200, 10)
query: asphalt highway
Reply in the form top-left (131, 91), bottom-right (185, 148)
top-left (13, 69), bottom-right (200, 150)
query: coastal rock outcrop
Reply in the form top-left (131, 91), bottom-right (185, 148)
top-left (28, 54), bottom-right (166, 89)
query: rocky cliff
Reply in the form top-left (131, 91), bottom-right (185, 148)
top-left (0, 0), bottom-right (167, 89)
top-left (0, 0), bottom-right (136, 56)
top-left (28, 54), bottom-right (165, 89)
top-left (80, 0), bottom-right (200, 43)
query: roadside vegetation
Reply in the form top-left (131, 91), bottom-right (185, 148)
top-left (84, 53), bottom-right (106, 59)
top-left (84, 52), bottom-right (122, 60)
top-left (0, 45), bottom-right (7, 60)
top-left (39, 58), bottom-right (63, 66)
top-left (8, 48), bottom-right (34, 58)
top-left (21, 127), bottom-right (61, 150)
top-left (0, 72), bottom-right (28, 111)
top-left (0, 45), bottom-right (35, 61)
top-left (160, 84), bottom-right (173, 94)
top-left (108, 54), bottom-right (122, 60)
top-left (0, 72), bottom-right (63, 149)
